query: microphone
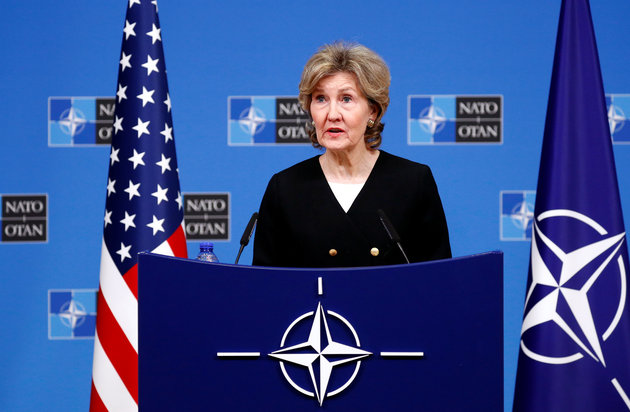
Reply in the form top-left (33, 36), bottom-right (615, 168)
top-left (234, 212), bottom-right (258, 264)
top-left (377, 209), bottom-right (410, 264)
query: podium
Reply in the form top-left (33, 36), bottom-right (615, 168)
top-left (138, 252), bottom-right (503, 411)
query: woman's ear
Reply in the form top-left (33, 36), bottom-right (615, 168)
top-left (369, 102), bottom-right (378, 119)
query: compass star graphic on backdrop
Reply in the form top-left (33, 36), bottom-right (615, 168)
top-left (239, 106), bottom-right (266, 136)
top-left (58, 299), bottom-right (87, 329)
top-left (418, 104), bottom-right (446, 135)
top-left (58, 107), bottom-right (87, 137)
top-left (511, 200), bottom-right (535, 231)
top-left (520, 209), bottom-right (627, 365)
top-left (608, 104), bottom-right (626, 135)
top-left (269, 302), bottom-right (372, 406)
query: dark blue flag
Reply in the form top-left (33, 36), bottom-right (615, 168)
top-left (513, 0), bottom-right (630, 410)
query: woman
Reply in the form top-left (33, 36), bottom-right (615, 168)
top-left (253, 42), bottom-right (451, 267)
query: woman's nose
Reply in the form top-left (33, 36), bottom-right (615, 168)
top-left (327, 101), bottom-right (341, 121)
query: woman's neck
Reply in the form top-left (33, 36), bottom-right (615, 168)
top-left (319, 148), bottom-right (380, 184)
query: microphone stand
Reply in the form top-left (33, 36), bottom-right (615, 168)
top-left (377, 209), bottom-right (410, 264)
top-left (235, 212), bottom-right (258, 264)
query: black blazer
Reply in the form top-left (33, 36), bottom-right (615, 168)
top-left (253, 151), bottom-right (451, 267)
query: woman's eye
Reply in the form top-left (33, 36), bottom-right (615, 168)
top-left (342, 96), bottom-right (352, 103)
top-left (314, 95), bottom-right (325, 102)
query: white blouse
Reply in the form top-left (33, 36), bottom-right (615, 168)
top-left (327, 182), bottom-right (365, 213)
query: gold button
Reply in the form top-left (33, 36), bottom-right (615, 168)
top-left (329, 249), bottom-right (338, 257)
top-left (370, 247), bottom-right (379, 256)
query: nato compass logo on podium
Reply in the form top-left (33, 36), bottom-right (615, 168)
top-left (228, 96), bottom-right (311, 145)
top-left (48, 289), bottom-right (97, 339)
top-left (607, 94), bottom-right (630, 144)
top-left (217, 278), bottom-right (424, 406)
top-left (520, 209), bottom-right (630, 403)
top-left (500, 191), bottom-right (535, 241)
top-left (48, 97), bottom-right (116, 146)
top-left (268, 302), bottom-right (371, 405)
top-left (408, 95), bottom-right (502, 144)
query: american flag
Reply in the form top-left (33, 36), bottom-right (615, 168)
top-left (90, 1), bottom-right (187, 410)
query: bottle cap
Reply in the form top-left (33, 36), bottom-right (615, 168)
top-left (200, 242), bottom-right (214, 251)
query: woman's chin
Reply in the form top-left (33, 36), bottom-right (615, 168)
top-left (320, 140), bottom-right (359, 153)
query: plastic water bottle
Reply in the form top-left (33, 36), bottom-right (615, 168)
top-left (196, 242), bottom-right (219, 262)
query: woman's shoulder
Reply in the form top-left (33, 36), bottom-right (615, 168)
top-left (271, 155), bottom-right (322, 183)
top-left (377, 150), bottom-right (431, 174)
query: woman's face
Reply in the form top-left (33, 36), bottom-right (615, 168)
top-left (310, 72), bottom-right (376, 154)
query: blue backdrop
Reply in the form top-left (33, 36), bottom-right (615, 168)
top-left (1, 1), bottom-right (629, 411)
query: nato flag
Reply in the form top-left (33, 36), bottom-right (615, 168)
top-left (513, 0), bottom-right (630, 410)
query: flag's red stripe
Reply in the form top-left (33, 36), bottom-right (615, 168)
top-left (96, 291), bottom-right (139, 404)
top-left (168, 225), bottom-right (188, 258)
top-left (122, 227), bottom-right (185, 300)
top-left (123, 264), bottom-right (138, 300)
top-left (89, 381), bottom-right (107, 412)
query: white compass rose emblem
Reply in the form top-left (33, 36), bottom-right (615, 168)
top-left (269, 302), bottom-right (371, 406)
top-left (608, 103), bottom-right (626, 135)
top-left (58, 107), bottom-right (87, 137)
top-left (418, 104), bottom-right (447, 135)
top-left (520, 209), bottom-right (627, 365)
top-left (59, 299), bottom-right (87, 329)
top-left (511, 200), bottom-right (535, 231)
top-left (238, 106), bottom-right (266, 136)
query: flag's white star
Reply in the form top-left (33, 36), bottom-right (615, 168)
top-left (113, 115), bottom-right (124, 135)
top-left (132, 117), bottom-right (150, 138)
top-left (151, 0), bottom-right (158, 11)
top-left (124, 180), bottom-right (141, 200)
top-left (175, 191), bottom-right (183, 210)
top-left (160, 123), bottom-right (173, 143)
top-left (136, 86), bottom-right (155, 107)
top-left (164, 93), bottom-right (171, 112)
top-left (147, 215), bottom-right (166, 235)
top-left (146, 24), bottom-right (161, 44)
top-left (128, 0), bottom-right (141, 8)
top-left (522, 218), bottom-right (627, 366)
top-left (110, 147), bottom-right (120, 166)
top-left (104, 209), bottom-right (112, 227)
top-left (116, 242), bottom-right (132, 262)
top-left (116, 84), bottom-right (127, 103)
top-left (128, 149), bottom-right (146, 169)
top-left (151, 184), bottom-right (169, 205)
top-left (123, 20), bottom-right (136, 40)
top-left (107, 178), bottom-right (116, 197)
top-left (120, 211), bottom-right (137, 231)
top-left (141, 55), bottom-right (160, 76)
top-left (119, 51), bottom-right (132, 72)
top-left (156, 154), bottom-right (171, 174)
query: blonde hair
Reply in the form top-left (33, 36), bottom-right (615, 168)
top-left (298, 42), bottom-right (391, 149)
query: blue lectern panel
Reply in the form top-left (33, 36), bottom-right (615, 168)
top-left (138, 252), bottom-right (503, 411)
